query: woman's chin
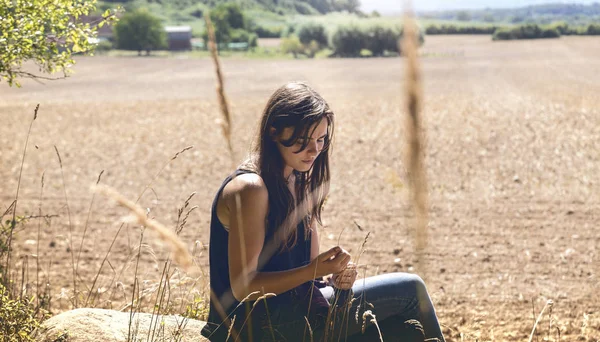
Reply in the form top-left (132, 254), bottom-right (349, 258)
top-left (295, 164), bottom-right (312, 172)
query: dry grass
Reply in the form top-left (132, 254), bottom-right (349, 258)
top-left (1, 35), bottom-right (600, 341)
top-left (91, 184), bottom-right (193, 270)
top-left (401, 9), bottom-right (429, 279)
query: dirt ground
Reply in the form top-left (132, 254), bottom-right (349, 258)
top-left (1, 35), bottom-right (599, 341)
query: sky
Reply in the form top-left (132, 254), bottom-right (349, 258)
top-left (360, 0), bottom-right (599, 14)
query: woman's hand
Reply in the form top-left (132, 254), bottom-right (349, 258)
top-left (332, 262), bottom-right (357, 290)
top-left (309, 246), bottom-right (351, 279)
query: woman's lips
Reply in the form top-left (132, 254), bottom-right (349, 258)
top-left (302, 159), bottom-right (314, 164)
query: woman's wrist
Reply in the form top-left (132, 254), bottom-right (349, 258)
top-left (303, 263), bottom-right (319, 283)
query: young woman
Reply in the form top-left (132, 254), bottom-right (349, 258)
top-left (200, 82), bottom-right (445, 342)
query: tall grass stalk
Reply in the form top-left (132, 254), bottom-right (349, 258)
top-left (205, 11), bottom-right (252, 341)
top-left (85, 146), bottom-right (193, 307)
top-left (91, 184), bottom-right (193, 270)
top-left (529, 300), bottom-right (554, 342)
top-left (75, 170), bottom-right (104, 282)
top-left (53, 145), bottom-right (78, 307)
top-left (401, 7), bottom-right (429, 274)
top-left (35, 171), bottom-right (45, 310)
top-left (205, 13), bottom-right (235, 164)
top-left (4, 104), bottom-right (39, 290)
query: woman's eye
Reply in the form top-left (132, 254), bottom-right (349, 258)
top-left (317, 139), bottom-right (325, 144)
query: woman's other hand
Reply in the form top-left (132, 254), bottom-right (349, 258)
top-left (332, 262), bottom-right (357, 290)
top-left (310, 246), bottom-right (351, 279)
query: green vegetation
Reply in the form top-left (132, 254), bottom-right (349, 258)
top-left (0, 0), bottom-right (118, 87)
top-left (424, 21), bottom-right (600, 39)
top-left (421, 3), bottom-right (600, 26)
top-left (201, 3), bottom-right (258, 49)
top-left (425, 24), bottom-right (498, 35)
top-left (0, 284), bottom-right (42, 341)
top-left (114, 9), bottom-right (167, 55)
top-left (493, 24), bottom-right (560, 40)
top-left (330, 24), bottom-right (367, 57)
top-left (297, 22), bottom-right (328, 47)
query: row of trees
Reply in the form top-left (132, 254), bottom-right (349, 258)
top-left (425, 25), bottom-right (498, 35)
top-left (280, 22), bottom-right (424, 58)
top-left (493, 24), bottom-right (560, 40)
top-left (425, 23), bottom-right (600, 38)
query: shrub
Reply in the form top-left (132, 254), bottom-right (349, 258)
top-left (230, 28), bottom-right (250, 43)
top-left (551, 22), bottom-right (580, 35)
top-left (297, 22), bottom-right (328, 48)
top-left (254, 25), bottom-right (283, 38)
top-left (281, 24), bottom-right (297, 37)
top-left (493, 24), bottom-right (561, 40)
top-left (331, 24), bottom-right (368, 57)
top-left (426, 24), bottom-right (498, 35)
top-left (492, 28), bottom-right (514, 40)
top-left (114, 9), bottom-right (167, 55)
top-left (366, 24), bottom-right (400, 56)
top-left (541, 28), bottom-right (560, 38)
top-left (0, 283), bottom-right (41, 341)
top-left (248, 33), bottom-right (258, 48)
top-left (280, 35), bottom-right (303, 58)
top-left (305, 40), bottom-right (321, 58)
top-left (587, 23), bottom-right (600, 35)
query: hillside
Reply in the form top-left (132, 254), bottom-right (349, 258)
top-left (99, 0), bottom-right (361, 17)
top-left (419, 2), bottom-right (600, 25)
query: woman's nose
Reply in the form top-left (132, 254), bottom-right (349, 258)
top-left (308, 140), bottom-right (319, 153)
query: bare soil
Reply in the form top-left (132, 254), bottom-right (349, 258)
top-left (1, 35), bottom-right (599, 341)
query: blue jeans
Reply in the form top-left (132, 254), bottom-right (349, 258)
top-left (317, 273), bottom-right (445, 342)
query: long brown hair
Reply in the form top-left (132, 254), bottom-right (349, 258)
top-left (240, 82), bottom-right (334, 250)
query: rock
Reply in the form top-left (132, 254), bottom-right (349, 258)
top-left (36, 308), bottom-right (209, 342)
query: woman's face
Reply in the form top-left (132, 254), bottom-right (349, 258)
top-left (275, 119), bottom-right (329, 175)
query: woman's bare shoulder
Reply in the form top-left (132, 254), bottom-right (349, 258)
top-left (222, 172), bottom-right (268, 204)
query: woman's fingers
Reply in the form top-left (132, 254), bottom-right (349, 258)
top-left (334, 254), bottom-right (351, 272)
top-left (319, 246), bottom-right (341, 261)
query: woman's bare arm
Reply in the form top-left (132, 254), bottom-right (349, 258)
top-left (224, 173), bottom-right (314, 301)
top-left (310, 216), bottom-right (319, 261)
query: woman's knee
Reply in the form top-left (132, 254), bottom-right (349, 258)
top-left (396, 273), bottom-right (430, 302)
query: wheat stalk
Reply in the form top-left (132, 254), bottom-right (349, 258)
top-left (401, 5), bottom-right (429, 275)
top-left (205, 13), bottom-right (235, 165)
top-left (91, 184), bottom-right (193, 270)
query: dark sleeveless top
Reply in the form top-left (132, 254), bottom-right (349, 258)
top-left (201, 170), bottom-right (330, 341)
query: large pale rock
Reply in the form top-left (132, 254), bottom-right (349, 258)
top-left (36, 308), bottom-right (209, 342)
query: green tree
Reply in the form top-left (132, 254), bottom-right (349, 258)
top-left (114, 9), bottom-right (167, 56)
top-left (0, 0), bottom-right (118, 87)
top-left (202, 3), bottom-right (257, 50)
top-left (297, 22), bottom-right (328, 48)
top-left (331, 24), bottom-right (367, 57)
top-left (218, 2), bottom-right (246, 30)
top-left (280, 35), bottom-right (303, 58)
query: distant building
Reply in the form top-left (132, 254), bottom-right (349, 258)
top-left (165, 26), bottom-right (192, 50)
